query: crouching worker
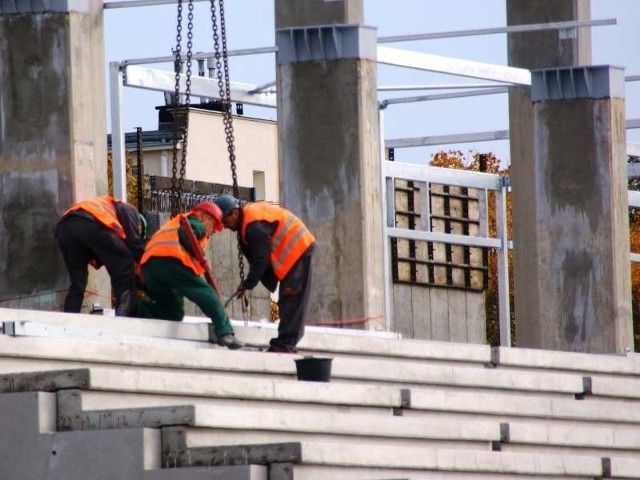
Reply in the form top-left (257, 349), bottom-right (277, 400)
top-left (55, 195), bottom-right (147, 316)
top-left (137, 201), bottom-right (244, 350)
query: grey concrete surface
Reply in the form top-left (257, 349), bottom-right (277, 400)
top-left (526, 72), bottom-right (632, 353)
top-left (275, 0), bottom-right (384, 330)
top-left (507, 1), bottom-right (592, 349)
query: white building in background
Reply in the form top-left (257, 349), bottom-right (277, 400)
top-left (111, 103), bottom-right (279, 203)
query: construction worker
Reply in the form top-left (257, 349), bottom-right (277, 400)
top-left (55, 195), bottom-right (147, 316)
top-left (213, 194), bottom-right (315, 353)
top-left (137, 201), bottom-right (244, 350)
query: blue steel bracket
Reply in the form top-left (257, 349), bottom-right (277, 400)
top-left (276, 24), bottom-right (377, 64)
top-left (0, 0), bottom-right (90, 14)
top-left (531, 65), bottom-right (625, 102)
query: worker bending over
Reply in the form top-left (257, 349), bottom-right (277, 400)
top-left (214, 194), bottom-right (315, 353)
top-left (56, 195), bottom-right (147, 316)
top-left (137, 201), bottom-right (244, 350)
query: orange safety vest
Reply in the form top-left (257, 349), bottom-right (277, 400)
top-left (140, 213), bottom-right (207, 275)
top-left (241, 202), bottom-right (315, 280)
top-left (62, 195), bottom-right (126, 239)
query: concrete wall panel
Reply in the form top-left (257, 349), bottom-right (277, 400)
top-left (0, 4), bottom-right (107, 311)
top-left (277, 59), bottom-right (383, 327)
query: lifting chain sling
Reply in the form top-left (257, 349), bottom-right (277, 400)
top-left (170, 1), bottom-right (247, 318)
top-left (171, 0), bottom-right (194, 217)
top-left (209, 0), bottom-right (247, 309)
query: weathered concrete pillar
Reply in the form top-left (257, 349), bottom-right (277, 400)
top-left (523, 66), bottom-right (632, 353)
top-left (275, 0), bottom-right (384, 327)
top-left (0, 1), bottom-right (107, 311)
top-left (506, 0), bottom-right (592, 347)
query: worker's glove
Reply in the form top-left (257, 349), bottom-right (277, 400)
top-left (234, 283), bottom-right (250, 308)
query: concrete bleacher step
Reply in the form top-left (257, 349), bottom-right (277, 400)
top-left (499, 421), bottom-right (640, 458)
top-left (0, 333), bottom-right (590, 400)
top-left (163, 404), bottom-right (499, 451)
top-left (163, 432), bottom-right (610, 480)
top-left (2, 366), bottom-right (639, 430)
top-left (10, 308), bottom-right (640, 394)
top-left (0, 306), bottom-right (491, 366)
top-left (7, 306), bottom-right (640, 379)
top-left (161, 422), bottom-right (614, 479)
top-left (275, 443), bottom-right (607, 479)
top-left (493, 344), bottom-right (640, 377)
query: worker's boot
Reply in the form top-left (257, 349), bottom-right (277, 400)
top-left (217, 334), bottom-right (244, 350)
top-left (115, 290), bottom-right (133, 317)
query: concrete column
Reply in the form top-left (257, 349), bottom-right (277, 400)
top-left (275, 0), bottom-right (384, 327)
top-left (0, 1), bottom-right (108, 310)
top-left (523, 66), bottom-right (632, 353)
top-left (506, 0), bottom-right (592, 347)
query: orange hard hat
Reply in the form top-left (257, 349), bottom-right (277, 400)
top-left (193, 201), bottom-right (223, 232)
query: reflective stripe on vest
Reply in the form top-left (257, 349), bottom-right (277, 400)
top-left (241, 202), bottom-right (315, 280)
top-left (140, 214), bottom-right (206, 275)
top-left (62, 195), bottom-right (125, 239)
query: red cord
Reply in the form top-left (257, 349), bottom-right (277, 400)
top-left (306, 315), bottom-right (385, 327)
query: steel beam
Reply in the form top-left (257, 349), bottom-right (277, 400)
top-left (386, 130), bottom-right (510, 149)
top-left (104, 0), bottom-right (209, 8)
top-left (377, 19), bottom-right (616, 43)
top-left (123, 65), bottom-right (277, 107)
top-left (386, 127), bottom-right (640, 156)
top-left (377, 46), bottom-right (531, 86)
top-left (109, 61), bottom-right (127, 201)
top-left (381, 87), bottom-right (507, 108)
top-left (120, 46), bottom-right (277, 66)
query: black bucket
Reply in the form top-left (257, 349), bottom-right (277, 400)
top-left (295, 356), bottom-right (333, 382)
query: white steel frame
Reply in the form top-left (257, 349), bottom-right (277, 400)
top-left (381, 161), bottom-right (512, 346)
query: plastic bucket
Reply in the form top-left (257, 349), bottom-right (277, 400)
top-left (295, 356), bottom-right (333, 382)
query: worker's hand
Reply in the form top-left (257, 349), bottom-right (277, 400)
top-left (235, 283), bottom-right (250, 308)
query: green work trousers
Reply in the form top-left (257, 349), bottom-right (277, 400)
top-left (138, 257), bottom-right (233, 338)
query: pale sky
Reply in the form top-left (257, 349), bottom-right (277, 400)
top-left (104, 0), bottom-right (640, 166)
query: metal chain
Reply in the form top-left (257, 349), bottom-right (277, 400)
top-left (210, 0), bottom-right (246, 295)
top-left (171, 0), bottom-right (194, 216)
top-left (219, 0), bottom-right (238, 199)
top-left (179, 0), bottom-right (194, 208)
top-left (209, 1), bottom-right (237, 198)
top-left (136, 127), bottom-right (144, 214)
top-left (170, 0), bottom-right (184, 217)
